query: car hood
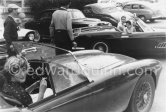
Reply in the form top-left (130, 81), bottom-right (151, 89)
top-left (50, 50), bottom-right (136, 70)
top-left (72, 18), bottom-right (104, 25)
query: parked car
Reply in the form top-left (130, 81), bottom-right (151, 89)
top-left (24, 8), bottom-right (110, 41)
top-left (0, 41), bottom-right (162, 112)
top-left (0, 18), bottom-right (40, 42)
top-left (74, 18), bottom-right (166, 56)
top-left (123, 1), bottom-right (165, 22)
top-left (83, 3), bottom-right (134, 27)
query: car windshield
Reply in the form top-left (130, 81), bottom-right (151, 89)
top-left (136, 19), bottom-right (154, 32)
top-left (12, 41), bottom-right (89, 93)
top-left (70, 10), bottom-right (86, 19)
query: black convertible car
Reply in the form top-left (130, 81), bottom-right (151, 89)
top-left (0, 41), bottom-right (162, 112)
top-left (24, 9), bottom-right (109, 41)
top-left (74, 18), bottom-right (166, 56)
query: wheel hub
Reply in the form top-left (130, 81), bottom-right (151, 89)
top-left (136, 82), bottom-right (152, 111)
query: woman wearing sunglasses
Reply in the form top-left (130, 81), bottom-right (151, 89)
top-left (0, 55), bottom-right (47, 107)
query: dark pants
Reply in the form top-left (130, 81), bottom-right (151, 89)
top-left (5, 41), bottom-right (17, 57)
top-left (54, 30), bottom-right (72, 55)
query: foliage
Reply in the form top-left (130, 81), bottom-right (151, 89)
top-left (26, 0), bottom-right (97, 16)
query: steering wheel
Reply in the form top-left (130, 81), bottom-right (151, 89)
top-left (21, 59), bottom-right (50, 94)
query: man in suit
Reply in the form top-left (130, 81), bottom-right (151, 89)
top-left (3, 4), bottom-right (20, 57)
top-left (49, 0), bottom-right (77, 55)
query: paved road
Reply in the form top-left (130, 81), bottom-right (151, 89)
top-left (150, 58), bottom-right (166, 112)
top-left (143, 15), bottom-right (166, 112)
top-left (139, 0), bottom-right (166, 110)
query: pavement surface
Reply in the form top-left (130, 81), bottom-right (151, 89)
top-left (144, 13), bottom-right (166, 112)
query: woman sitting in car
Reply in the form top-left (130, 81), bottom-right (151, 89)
top-left (0, 55), bottom-right (47, 107)
top-left (123, 21), bottom-right (136, 34)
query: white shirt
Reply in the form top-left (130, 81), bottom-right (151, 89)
top-left (123, 26), bottom-right (136, 34)
top-left (49, 7), bottom-right (74, 40)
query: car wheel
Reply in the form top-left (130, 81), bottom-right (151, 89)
top-left (149, 19), bottom-right (155, 23)
top-left (33, 31), bottom-right (41, 42)
top-left (139, 16), bottom-right (146, 22)
top-left (125, 74), bottom-right (155, 112)
top-left (92, 41), bottom-right (109, 53)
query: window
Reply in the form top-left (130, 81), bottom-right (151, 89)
top-left (51, 61), bottom-right (88, 93)
top-left (71, 10), bottom-right (85, 19)
top-left (132, 4), bottom-right (139, 9)
top-left (140, 5), bottom-right (145, 9)
top-left (124, 5), bottom-right (132, 10)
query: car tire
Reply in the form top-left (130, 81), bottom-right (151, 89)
top-left (139, 15), bottom-right (147, 22)
top-left (33, 31), bottom-right (41, 42)
top-left (125, 74), bottom-right (155, 112)
top-left (92, 41), bottom-right (110, 53)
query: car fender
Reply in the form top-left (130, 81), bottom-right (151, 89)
top-left (17, 28), bottom-right (35, 39)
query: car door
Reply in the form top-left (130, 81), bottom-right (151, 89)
top-left (139, 5), bottom-right (151, 19)
top-left (120, 32), bottom-right (166, 55)
top-left (28, 55), bottom-right (97, 112)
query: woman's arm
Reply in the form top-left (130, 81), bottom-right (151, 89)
top-left (37, 78), bottom-right (47, 101)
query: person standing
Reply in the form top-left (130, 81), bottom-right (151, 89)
top-left (49, 0), bottom-right (77, 55)
top-left (3, 4), bottom-right (20, 57)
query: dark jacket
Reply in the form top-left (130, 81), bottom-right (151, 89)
top-left (3, 16), bottom-right (18, 44)
top-left (0, 70), bottom-right (32, 107)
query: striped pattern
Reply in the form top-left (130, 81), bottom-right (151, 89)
top-left (155, 42), bottom-right (166, 48)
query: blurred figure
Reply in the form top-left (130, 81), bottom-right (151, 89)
top-left (3, 4), bottom-right (20, 57)
top-left (117, 16), bottom-right (127, 32)
top-left (16, 12), bottom-right (26, 28)
top-left (123, 20), bottom-right (136, 34)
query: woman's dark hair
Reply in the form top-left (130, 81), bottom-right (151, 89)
top-left (59, 0), bottom-right (71, 6)
top-left (1, 70), bottom-right (12, 83)
top-left (126, 21), bottom-right (132, 25)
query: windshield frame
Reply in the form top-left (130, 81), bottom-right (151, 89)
top-left (136, 19), bottom-right (154, 32)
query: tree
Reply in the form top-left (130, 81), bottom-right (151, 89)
top-left (27, 0), bottom-right (97, 17)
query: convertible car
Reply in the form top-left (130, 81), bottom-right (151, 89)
top-left (24, 8), bottom-right (109, 41)
top-left (0, 41), bottom-right (162, 112)
top-left (74, 18), bottom-right (166, 56)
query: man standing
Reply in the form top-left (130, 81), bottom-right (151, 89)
top-left (3, 4), bottom-right (20, 57)
top-left (49, 0), bottom-right (77, 55)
